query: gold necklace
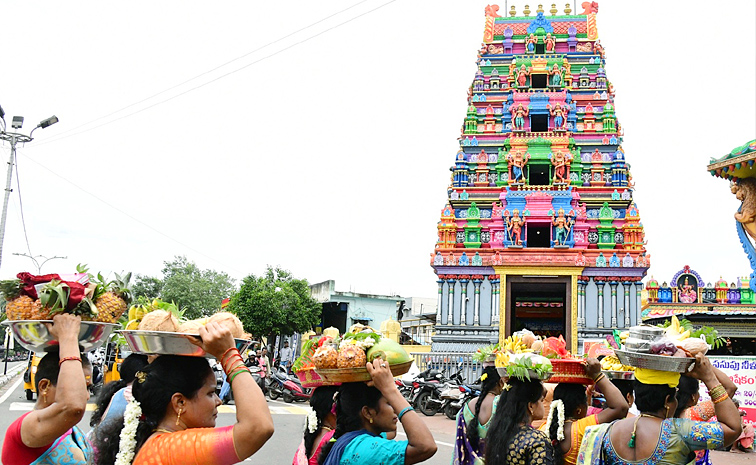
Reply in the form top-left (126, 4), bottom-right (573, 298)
top-left (154, 428), bottom-right (174, 434)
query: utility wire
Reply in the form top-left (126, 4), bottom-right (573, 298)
top-left (35, 0), bottom-right (396, 147)
top-left (13, 150), bottom-right (34, 258)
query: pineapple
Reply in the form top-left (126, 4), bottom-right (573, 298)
top-left (337, 344), bottom-right (367, 368)
top-left (38, 280), bottom-right (71, 318)
top-left (312, 345), bottom-right (338, 369)
top-left (0, 279), bottom-right (44, 320)
top-left (94, 272), bottom-right (132, 323)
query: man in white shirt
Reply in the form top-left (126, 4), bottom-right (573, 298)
top-left (279, 341), bottom-right (293, 373)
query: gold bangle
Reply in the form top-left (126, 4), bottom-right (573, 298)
top-left (593, 373), bottom-right (606, 384)
top-left (713, 394), bottom-right (730, 405)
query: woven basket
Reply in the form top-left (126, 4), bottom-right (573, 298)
top-left (315, 360), bottom-right (413, 383)
top-left (295, 366), bottom-right (339, 388)
top-left (615, 350), bottom-right (694, 373)
top-left (549, 359), bottom-right (593, 385)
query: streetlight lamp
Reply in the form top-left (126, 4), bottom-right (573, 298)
top-left (12, 253), bottom-right (67, 274)
top-left (0, 106), bottom-right (59, 271)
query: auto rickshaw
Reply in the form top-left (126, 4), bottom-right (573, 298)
top-left (103, 343), bottom-right (129, 384)
top-left (23, 352), bottom-right (42, 401)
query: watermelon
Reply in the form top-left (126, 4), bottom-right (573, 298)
top-left (366, 338), bottom-right (411, 365)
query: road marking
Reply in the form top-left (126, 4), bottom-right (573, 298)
top-left (0, 378), bottom-right (24, 405)
top-left (218, 404), bottom-right (307, 415)
top-left (395, 431), bottom-right (453, 448)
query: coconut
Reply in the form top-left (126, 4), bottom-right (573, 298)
top-left (681, 337), bottom-right (709, 356)
top-left (531, 340), bottom-right (544, 352)
top-left (179, 318), bottom-right (208, 334)
top-left (138, 310), bottom-right (180, 332)
top-left (522, 333), bottom-right (536, 348)
top-left (207, 312), bottom-right (245, 338)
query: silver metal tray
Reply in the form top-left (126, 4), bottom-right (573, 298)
top-left (615, 349), bottom-right (694, 373)
top-left (118, 330), bottom-right (255, 358)
top-left (1, 320), bottom-right (117, 353)
top-left (603, 370), bottom-right (636, 380)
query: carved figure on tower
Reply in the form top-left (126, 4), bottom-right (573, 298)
top-left (549, 64), bottom-right (563, 87)
top-left (511, 102), bottom-right (529, 131)
top-left (550, 150), bottom-right (571, 184)
top-left (516, 64), bottom-right (530, 87)
top-left (594, 39), bottom-right (605, 59)
top-left (526, 34), bottom-right (537, 53)
top-left (544, 33), bottom-right (556, 52)
top-left (548, 102), bottom-right (568, 130)
top-left (731, 178), bottom-right (756, 240)
top-left (506, 209), bottom-right (524, 246)
top-left (508, 150), bottom-right (530, 184)
top-left (678, 277), bottom-right (697, 303)
top-left (552, 208), bottom-right (573, 246)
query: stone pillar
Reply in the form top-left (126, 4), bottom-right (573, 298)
top-left (596, 278), bottom-right (605, 327)
top-left (446, 276), bottom-right (456, 325)
top-left (622, 280), bottom-right (631, 327)
top-left (610, 280), bottom-right (618, 328)
top-left (459, 276), bottom-right (470, 325)
top-left (436, 277), bottom-right (444, 325)
top-left (492, 275), bottom-right (500, 324)
top-left (577, 278), bottom-right (587, 328)
top-left (473, 276), bottom-right (482, 325)
top-left (636, 282), bottom-right (643, 325)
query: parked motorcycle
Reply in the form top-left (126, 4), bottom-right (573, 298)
top-left (413, 364), bottom-right (465, 416)
top-left (443, 383), bottom-right (481, 420)
top-left (269, 366), bottom-right (311, 402)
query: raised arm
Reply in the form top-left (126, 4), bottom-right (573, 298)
top-left (367, 359), bottom-right (437, 465)
top-left (21, 314), bottom-right (88, 448)
top-left (586, 358), bottom-right (629, 423)
top-left (689, 354), bottom-right (741, 446)
top-left (712, 365), bottom-right (737, 398)
top-left (198, 323), bottom-right (274, 460)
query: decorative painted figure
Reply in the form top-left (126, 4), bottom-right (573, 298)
top-left (508, 150), bottom-right (530, 184)
top-left (510, 102), bottom-right (529, 130)
top-left (526, 34), bottom-right (537, 53)
top-left (551, 151), bottom-right (570, 184)
top-left (549, 64), bottom-right (563, 87)
top-left (732, 178), bottom-right (756, 240)
top-left (506, 209), bottom-right (524, 246)
top-left (594, 39), bottom-right (605, 59)
top-left (678, 277), bottom-right (697, 303)
top-left (547, 102), bottom-right (568, 129)
top-left (516, 64), bottom-right (530, 87)
top-left (544, 33), bottom-right (555, 52)
top-left (552, 208), bottom-right (573, 246)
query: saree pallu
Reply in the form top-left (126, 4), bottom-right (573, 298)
top-left (133, 425), bottom-right (239, 465)
top-left (452, 409), bottom-right (486, 465)
top-left (31, 427), bottom-right (90, 465)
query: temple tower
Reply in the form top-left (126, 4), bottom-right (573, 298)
top-left (430, 3), bottom-right (649, 353)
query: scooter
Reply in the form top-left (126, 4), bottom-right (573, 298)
top-left (443, 383), bottom-right (481, 420)
top-left (269, 366), bottom-right (311, 402)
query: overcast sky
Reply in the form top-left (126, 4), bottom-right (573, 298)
top-left (0, 0), bottom-right (754, 300)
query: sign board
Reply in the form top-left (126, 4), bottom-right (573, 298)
top-left (704, 356), bottom-right (756, 422)
top-left (582, 340), bottom-right (615, 358)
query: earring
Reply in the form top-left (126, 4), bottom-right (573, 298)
top-left (176, 408), bottom-right (182, 426)
top-left (665, 405), bottom-right (670, 418)
top-left (369, 418), bottom-right (373, 424)
top-left (42, 389), bottom-right (47, 404)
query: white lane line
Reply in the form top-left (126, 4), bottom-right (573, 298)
top-left (0, 377), bottom-right (24, 405)
top-left (395, 431), bottom-right (454, 448)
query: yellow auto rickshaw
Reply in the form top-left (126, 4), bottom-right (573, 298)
top-left (103, 344), bottom-right (129, 384)
top-left (23, 352), bottom-right (42, 401)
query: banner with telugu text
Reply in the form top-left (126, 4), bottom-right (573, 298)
top-left (704, 356), bottom-right (756, 423)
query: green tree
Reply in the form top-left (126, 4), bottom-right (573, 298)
top-left (132, 275), bottom-right (163, 300)
top-left (159, 256), bottom-right (236, 319)
top-left (230, 266), bottom-right (320, 341)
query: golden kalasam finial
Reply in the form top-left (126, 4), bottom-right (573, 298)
top-left (550, 3), bottom-right (558, 15)
top-left (523, 4), bottom-right (531, 16)
top-left (537, 4), bottom-right (544, 13)
top-left (564, 3), bottom-right (572, 14)
top-left (509, 5), bottom-right (517, 16)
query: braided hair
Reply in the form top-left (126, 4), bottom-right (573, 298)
top-left (304, 385), bottom-right (339, 458)
top-left (317, 382), bottom-right (382, 465)
top-left (467, 366), bottom-right (501, 446)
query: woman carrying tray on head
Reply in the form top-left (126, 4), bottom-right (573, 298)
top-left (578, 353), bottom-right (742, 465)
top-left (452, 365), bottom-right (504, 465)
top-left (541, 358), bottom-right (628, 465)
top-left (1, 314), bottom-right (91, 465)
top-left (293, 385), bottom-right (340, 465)
top-left (94, 322), bottom-right (274, 465)
top-left (317, 359), bottom-right (437, 465)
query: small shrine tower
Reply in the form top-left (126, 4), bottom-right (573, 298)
top-left (430, 3), bottom-right (649, 353)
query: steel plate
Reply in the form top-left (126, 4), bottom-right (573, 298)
top-left (118, 330), bottom-right (255, 358)
top-left (1, 320), bottom-right (117, 353)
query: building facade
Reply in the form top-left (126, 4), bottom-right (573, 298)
top-left (430, 4), bottom-right (649, 353)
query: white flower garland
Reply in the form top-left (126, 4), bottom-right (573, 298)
top-left (115, 399), bottom-right (142, 465)
top-left (305, 408), bottom-right (319, 433)
top-left (338, 337), bottom-right (376, 350)
top-left (543, 399), bottom-right (566, 441)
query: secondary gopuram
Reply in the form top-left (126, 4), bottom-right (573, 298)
top-left (430, 3), bottom-right (649, 353)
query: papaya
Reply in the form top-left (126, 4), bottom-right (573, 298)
top-left (366, 339), bottom-right (411, 365)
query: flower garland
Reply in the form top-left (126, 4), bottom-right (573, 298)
top-left (115, 399), bottom-right (142, 465)
top-left (543, 399), bottom-right (566, 441)
top-left (305, 408), bottom-right (319, 434)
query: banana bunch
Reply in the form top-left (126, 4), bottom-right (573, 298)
top-left (619, 331), bottom-right (629, 345)
top-left (125, 301), bottom-right (150, 330)
top-left (495, 351), bottom-right (510, 368)
top-left (600, 355), bottom-right (634, 372)
top-left (664, 316), bottom-right (690, 341)
top-left (501, 335), bottom-right (533, 354)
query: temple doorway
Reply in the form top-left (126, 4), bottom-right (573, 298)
top-left (505, 276), bottom-right (572, 346)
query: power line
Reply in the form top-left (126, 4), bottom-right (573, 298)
top-left (35, 0), bottom-right (396, 147)
top-left (12, 150), bottom-right (33, 258)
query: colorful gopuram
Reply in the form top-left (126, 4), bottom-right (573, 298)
top-left (430, 3), bottom-right (649, 353)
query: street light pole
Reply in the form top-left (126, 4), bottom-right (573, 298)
top-left (12, 253), bottom-right (67, 274)
top-left (0, 108), bottom-right (58, 271)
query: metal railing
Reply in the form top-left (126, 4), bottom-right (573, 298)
top-left (409, 352), bottom-right (482, 384)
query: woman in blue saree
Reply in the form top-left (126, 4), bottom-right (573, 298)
top-left (1, 314), bottom-right (91, 465)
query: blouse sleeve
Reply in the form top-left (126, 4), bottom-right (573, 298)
top-left (341, 435), bottom-right (408, 465)
top-left (526, 430), bottom-right (555, 465)
top-left (688, 400), bottom-right (716, 422)
top-left (675, 418), bottom-right (725, 451)
top-left (139, 426), bottom-right (239, 465)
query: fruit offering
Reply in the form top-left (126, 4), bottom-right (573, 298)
top-left (600, 355), bottom-right (634, 372)
top-left (301, 325), bottom-right (412, 372)
top-left (0, 267), bottom-right (132, 323)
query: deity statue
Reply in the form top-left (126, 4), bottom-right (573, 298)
top-left (544, 33), bottom-right (556, 52)
top-left (552, 208), bottom-right (573, 246)
top-left (526, 33), bottom-right (537, 53)
top-left (731, 178), bottom-right (756, 240)
top-left (508, 150), bottom-right (530, 184)
top-left (516, 64), bottom-right (530, 87)
top-left (506, 209), bottom-right (524, 246)
top-left (510, 102), bottom-right (529, 130)
top-left (549, 63), bottom-right (563, 87)
top-left (551, 151), bottom-right (570, 184)
top-left (547, 102), bottom-right (568, 130)
top-left (678, 277), bottom-right (697, 303)
top-left (593, 39), bottom-right (605, 59)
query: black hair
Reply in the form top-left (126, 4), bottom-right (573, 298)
top-left (674, 376), bottom-right (699, 418)
top-left (633, 380), bottom-right (676, 413)
top-left (317, 382), bottom-right (382, 465)
top-left (304, 385), bottom-right (339, 458)
top-left (485, 378), bottom-right (545, 464)
top-left (610, 379), bottom-right (633, 403)
top-left (90, 354), bottom-right (149, 427)
top-left (547, 383), bottom-right (587, 464)
top-left (35, 351), bottom-right (89, 393)
top-left (467, 366), bottom-right (501, 446)
top-left (94, 356), bottom-right (213, 465)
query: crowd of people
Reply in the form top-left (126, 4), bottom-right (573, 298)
top-left (0, 315), bottom-right (749, 465)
